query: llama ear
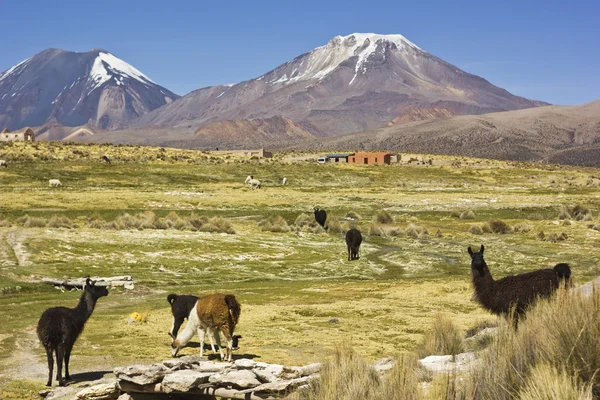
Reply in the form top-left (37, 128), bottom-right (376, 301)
top-left (480, 245), bottom-right (485, 253)
top-left (85, 277), bottom-right (92, 288)
top-left (467, 247), bottom-right (473, 256)
top-left (168, 332), bottom-right (175, 339)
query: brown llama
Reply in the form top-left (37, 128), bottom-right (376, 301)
top-left (468, 245), bottom-right (571, 321)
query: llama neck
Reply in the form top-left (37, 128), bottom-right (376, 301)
top-left (74, 291), bottom-right (98, 323)
top-left (472, 263), bottom-right (496, 295)
top-left (176, 305), bottom-right (200, 346)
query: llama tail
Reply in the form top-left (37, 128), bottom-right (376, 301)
top-left (553, 263), bottom-right (572, 282)
top-left (167, 294), bottom-right (178, 305)
top-left (224, 295), bottom-right (241, 326)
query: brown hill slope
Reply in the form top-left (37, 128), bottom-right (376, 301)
top-left (276, 100), bottom-right (600, 166)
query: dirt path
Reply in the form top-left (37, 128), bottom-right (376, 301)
top-left (5, 229), bottom-right (31, 266)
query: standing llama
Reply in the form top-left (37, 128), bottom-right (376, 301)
top-left (345, 228), bottom-right (363, 261)
top-left (244, 175), bottom-right (261, 189)
top-left (171, 294), bottom-right (241, 361)
top-left (313, 207), bottom-right (327, 228)
top-left (468, 245), bottom-right (571, 321)
top-left (37, 278), bottom-right (109, 386)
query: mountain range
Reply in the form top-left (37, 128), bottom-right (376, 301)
top-left (1, 33), bottom-right (598, 165)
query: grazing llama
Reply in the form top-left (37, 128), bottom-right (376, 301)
top-left (171, 294), bottom-right (241, 361)
top-left (313, 207), bottom-right (327, 228)
top-left (468, 245), bottom-right (571, 321)
top-left (37, 278), bottom-right (108, 386)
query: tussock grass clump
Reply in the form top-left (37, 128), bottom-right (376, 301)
top-left (546, 232), bottom-right (568, 242)
top-left (17, 214), bottom-right (47, 228)
top-left (47, 215), bottom-right (74, 229)
top-left (258, 215), bottom-right (291, 233)
top-left (198, 217), bottom-right (236, 234)
top-left (374, 209), bottom-right (394, 224)
top-left (405, 223), bottom-right (427, 238)
top-left (418, 313), bottom-right (463, 358)
top-left (513, 222), bottom-right (532, 233)
top-left (488, 219), bottom-right (512, 234)
top-left (536, 231), bottom-right (546, 240)
top-left (592, 224), bottom-right (600, 232)
top-left (325, 215), bottom-right (343, 233)
top-left (450, 209), bottom-right (462, 218)
top-left (386, 227), bottom-right (403, 237)
top-left (460, 210), bottom-right (476, 220)
top-left (368, 225), bottom-right (385, 237)
top-left (468, 224), bottom-right (484, 235)
top-left (518, 363), bottom-right (593, 400)
top-left (344, 211), bottom-right (361, 221)
top-left (559, 204), bottom-right (592, 220)
top-left (293, 344), bottom-right (383, 400)
top-left (294, 213), bottom-right (325, 234)
top-left (0, 215), bottom-right (11, 227)
top-left (467, 289), bottom-right (600, 400)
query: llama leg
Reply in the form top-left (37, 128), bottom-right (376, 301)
top-left (347, 245), bottom-right (351, 261)
top-left (221, 330), bottom-right (233, 362)
top-left (56, 344), bottom-right (65, 386)
top-left (64, 345), bottom-right (72, 381)
top-left (198, 328), bottom-right (205, 358)
top-left (207, 328), bottom-right (217, 353)
top-left (45, 347), bottom-right (54, 386)
top-left (213, 330), bottom-right (224, 359)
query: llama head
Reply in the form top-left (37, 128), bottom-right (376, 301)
top-left (170, 337), bottom-right (182, 357)
top-left (468, 245), bottom-right (486, 277)
top-left (84, 278), bottom-right (109, 299)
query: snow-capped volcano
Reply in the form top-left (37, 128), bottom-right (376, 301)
top-left (266, 33), bottom-right (422, 85)
top-left (0, 48), bottom-right (178, 131)
top-left (132, 32), bottom-right (546, 136)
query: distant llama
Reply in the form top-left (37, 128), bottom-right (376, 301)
top-left (345, 228), bottom-right (363, 261)
top-left (245, 175), bottom-right (261, 189)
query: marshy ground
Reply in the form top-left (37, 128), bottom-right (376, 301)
top-left (0, 142), bottom-right (599, 398)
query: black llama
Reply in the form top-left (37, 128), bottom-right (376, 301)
top-left (102, 155), bottom-right (111, 164)
top-left (313, 207), bottom-right (327, 228)
top-left (37, 278), bottom-right (109, 386)
top-left (345, 228), bottom-right (363, 261)
top-left (468, 245), bottom-right (571, 320)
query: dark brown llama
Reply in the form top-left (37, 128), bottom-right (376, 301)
top-left (37, 278), bottom-right (109, 386)
top-left (345, 228), bottom-right (362, 261)
top-left (468, 245), bottom-right (571, 321)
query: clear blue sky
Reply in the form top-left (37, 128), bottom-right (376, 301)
top-left (1, 0), bottom-right (598, 105)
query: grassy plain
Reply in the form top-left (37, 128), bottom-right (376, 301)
top-left (0, 141), bottom-right (599, 397)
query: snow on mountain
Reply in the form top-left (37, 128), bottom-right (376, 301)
top-left (0, 48), bottom-right (179, 132)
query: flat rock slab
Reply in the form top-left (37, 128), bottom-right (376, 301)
top-left (161, 370), bottom-right (214, 393)
top-left (419, 352), bottom-right (476, 373)
top-left (114, 364), bottom-right (167, 386)
top-left (75, 382), bottom-right (120, 400)
top-left (209, 369), bottom-right (261, 389)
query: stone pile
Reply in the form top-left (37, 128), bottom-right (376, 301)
top-left (67, 357), bottom-right (321, 399)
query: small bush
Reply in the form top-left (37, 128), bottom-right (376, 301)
top-left (199, 217), bottom-right (236, 234)
top-left (518, 363), bottom-right (593, 400)
top-left (47, 215), bottom-right (74, 228)
top-left (344, 211), bottom-right (361, 221)
top-left (405, 223), bottom-right (426, 238)
top-left (592, 224), bottom-right (600, 232)
top-left (536, 231), bottom-right (546, 241)
top-left (418, 313), bottom-right (463, 358)
top-left (0, 217), bottom-right (11, 227)
top-left (513, 222), bottom-right (532, 233)
top-left (368, 225), bottom-right (385, 237)
top-left (258, 215), bottom-right (290, 233)
top-left (434, 228), bottom-right (442, 237)
top-left (374, 209), bottom-right (394, 224)
top-left (489, 219), bottom-right (512, 234)
top-left (386, 227), bottom-right (403, 237)
top-left (450, 209), bottom-right (462, 218)
top-left (18, 215), bottom-right (47, 228)
top-left (460, 210), bottom-right (476, 220)
top-left (469, 224), bottom-right (484, 235)
top-left (325, 215), bottom-right (343, 233)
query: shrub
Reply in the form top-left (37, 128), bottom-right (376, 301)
top-left (418, 313), bottom-right (463, 358)
top-left (0, 216), bottom-right (11, 227)
top-left (325, 216), bottom-right (343, 233)
top-left (489, 219), bottom-right (512, 234)
top-left (405, 223), bottom-right (426, 238)
top-left (344, 211), bottom-right (361, 221)
top-left (375, 209), bottom-right (394, 224)
top-left (368, 225), bottom-right (385, 237)
top-left (258, 215), bottom-right (290, 233)
top-left (17, 215), bottom-right (47, 228)
top-left (199, 217), bottom-right (236, 234)
top-left (513, 222), bottom-right (532, 233)
top-left (47, 215), bottom-right (74, 228)
top-left (536, 231), bottom-right (546, 241)
top-left (460, 210), bottom-right (476, 220)
top-left (468, 224), bottom-right (483, 235)
top-left (518, 364), bottom-right (593, 400)
top-left (450, 210), bottom-right (462, 218)
top-left (466, 289), bottom-right (600, 400)
top-left (386, 227), bottom-right (403, 237)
